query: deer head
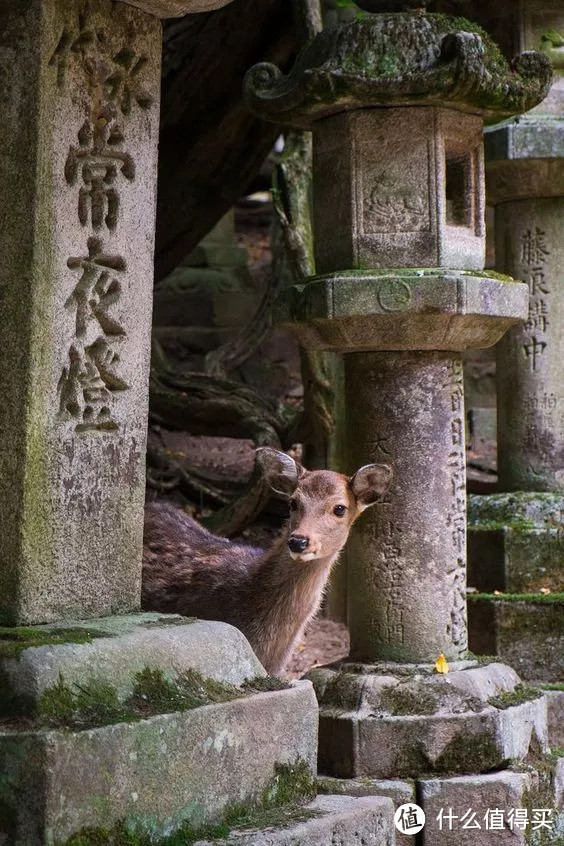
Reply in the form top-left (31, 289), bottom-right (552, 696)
top-left (256, 448), bottom-right (392, 563)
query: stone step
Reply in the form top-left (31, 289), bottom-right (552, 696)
top-left (467, 493), bottom-right (564, 593)
top-left (195, 795), bottom-right (395, 845)
top-left (468, 594), bottom-right (564, 682)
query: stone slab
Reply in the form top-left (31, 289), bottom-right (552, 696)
top-left (420, 770), bottom-right (540, 845)
top-left (317, 777), bottom-right (414, 846)
top-left (0, 682), bottom-right (318, 845)
top-left (468, 596), bottom-right (564, 683)
top-left (277, 271), bottom-right (528, 353)
top-left (544, 689), bottom-right (564, 748)
top-left (122, 0), bottom-right (234, 16)
top-left (310, 662), bottom-right (549, 779)
top-left (195, 795), bottom-right (395, 846)
top-left (0, 614), bottom-right (265, 715)
top-left (0, 0), bottom-right (162, 625)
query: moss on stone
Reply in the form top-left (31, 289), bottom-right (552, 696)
top-left (467, 592), bottom-right (564, 605)
top-left (241, 676), bottom-right (291, 694)
top-left (59, 759), bottom-right (317, 845)
top-left (0, 626), bottom-right (111, 660)
top-left (380, 684), bottom-right (439, 716)
top-left (541, 683), bottom-right (564, 692)
top-left (434, 731), bottom-right (502, 774)
top-left (488, 683), bottom-right (544, 710)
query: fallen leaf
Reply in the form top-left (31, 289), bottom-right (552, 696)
top-left (434, 653), bottom-right (449, 674)
top-left (540, 588), bottom-right (551, 594)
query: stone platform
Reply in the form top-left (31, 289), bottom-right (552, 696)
top-left (309, 660), bottom-right (549, 779)
top-left (0, 614), bottom-right (318, 844)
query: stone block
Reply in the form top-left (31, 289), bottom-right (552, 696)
top-left (195, 795), bottom-right (395, 846)
top-left (311, 661), bottom-right (549, 779)
top-left (0, 0), bottom-right (162, 625)
top-left (420, 770), bottom-right (536, 845)
top-left (0, 614), bottom-right (265, 715)
top-left (468, 493), bottom-right (564, 593)
top-left (544, 689), bottom-right (564, 748)
top-left (122, 0), bottom-right (234, 17)
top-left (317, 776), bottom-right (414, 846)
top-left (278, 270), bottom-right (528, 353)
top-left (468, 595), bottom-right (564, 682)
top-left (0, 682), bottom-right (318, 844)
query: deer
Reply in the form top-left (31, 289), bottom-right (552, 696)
top-left (142, 449), bottom-right (392, 676)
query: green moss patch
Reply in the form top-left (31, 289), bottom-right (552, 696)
top-left (380, 684), bottom-right (439, 716)
top-left (467, 592), bottom-right (564, 605)
top-left (9, 670), bottom-right (291, 731)
top-left (0, 627), bottom-right (111, 660)
top-left (488, 683), bottom-right (544, 710)
top-left (59, 760), bottom-right (317, 845)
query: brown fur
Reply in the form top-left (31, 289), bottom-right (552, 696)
top-left (142, 459), bottom-right (391, 675)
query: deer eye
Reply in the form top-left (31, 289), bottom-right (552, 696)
top-left (333, 504), bottom-right (347, 517)
top-left (290, 499), bottom-right (298, 511)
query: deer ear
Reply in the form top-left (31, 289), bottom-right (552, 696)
top-left (349, 464), bottom-right (392, 508)
top-left (255, 448), bottom-right (304, 498)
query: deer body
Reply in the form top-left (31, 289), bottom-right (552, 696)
top-left (142, 454), bottom-right (392, 675)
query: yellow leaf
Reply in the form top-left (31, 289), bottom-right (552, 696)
top-left (434, 653), bottom-right (449, 674)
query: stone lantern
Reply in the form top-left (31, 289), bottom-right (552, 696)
top-left (467, 2), bottom-right (564, 626)
top-left (245, 0), bottom-right (556, 812)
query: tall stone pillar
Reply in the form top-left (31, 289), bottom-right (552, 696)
top-left (0, 2), bottom-right (320, 842)
top-left (468, 3), bottom-right (564, 603)
top-left (245, 0), bottom-right (553, 789)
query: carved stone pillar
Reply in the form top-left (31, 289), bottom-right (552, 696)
top-left (0, 2), bottom-right (320, 842)
top-left (466, 1), bottom-right (564, 682)
top-left (246, 1), bottom-right (552, 783)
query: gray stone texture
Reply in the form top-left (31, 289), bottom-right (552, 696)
top-left (345, 351), bottom-right (468, 662)
top-left (467, 493), bottom-right (564, 592)
top-left (0, 682), bottom-right (318, 845)
top-left (545, 689), bottom-right (564, 747)
top-left (279, 270), bottom-right (528, 353)
top-left (316, 776), bottom-right (415, 846)
top-left (0, 615), bottom-right (265, 715)
top-left (309, 661), bottom-right (549, 779)
top-left (196, 795), bottom-right (395, 846)
top-left (495, 198), bottom-right (564, 493)
top-left (420, 770), bottom-right (537, 845)
top-left (468, 597), bottom-right (564, 683)
top-left (122, 0), bottom-right (234, 16)
top-left (0, 0), bottom-right (162, 624)
top-left (312, 108), bottom-right (485, 272)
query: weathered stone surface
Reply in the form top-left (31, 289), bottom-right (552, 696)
top-left (122, 0), bottom-right (234, 16)
top-left (495, 197), bottom-right (564, 493)
top-left (345, 352), bottom-right (469, 662)
top-left (244, 15), bottom-right (552, 126)
top-left (196, 795), bottom-right (395, 845)
top-left (420, 770), bottom-right (536, 845)
top-left (310, 108), bottom-right (486, 271)
top-left (468, 596), bottom-right (564, 682)
top-left (467, 493), bottom-right (564, 592)
top-left (0, 615), bottom-right (265, 715)
top-left (545, 689), bottom-right (564, 747)
top-left (0, 0), bottom-right (162, 625)
top-left (309, 661), bottom-right (549, 779)
top-left (317, 777), bottom-right (415, 846)
top-left (0, 682), bottom-right (318, 844)
top-left (278, 270), bottom-right (528, 352)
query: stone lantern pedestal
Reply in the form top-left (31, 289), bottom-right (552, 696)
top-left (246, 6), bottom-right (562, 837)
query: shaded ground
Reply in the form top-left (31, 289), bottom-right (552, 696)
top-left (285, 619), bottom-right (350, 680)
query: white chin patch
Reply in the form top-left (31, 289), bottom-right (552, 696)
top-left (290, 551), bottom-right (318, 562)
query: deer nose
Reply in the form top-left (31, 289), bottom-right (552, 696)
top-left (288, 535), bottom-right (309, 554)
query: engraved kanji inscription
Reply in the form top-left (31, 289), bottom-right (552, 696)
top-left (65, 110), bottom-right (135, 232)
top-left (105, 48), bottom-right (154, 115)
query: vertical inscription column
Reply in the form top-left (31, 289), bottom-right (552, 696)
top-left (0, 0), bottom-right (161, 624)
top-left (345, 351), bottom-right (468, 663)
top-left (496, 200), bottom-right (564, 492)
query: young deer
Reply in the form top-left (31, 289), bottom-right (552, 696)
top-left (142, 449), bottom-right (392, 675)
